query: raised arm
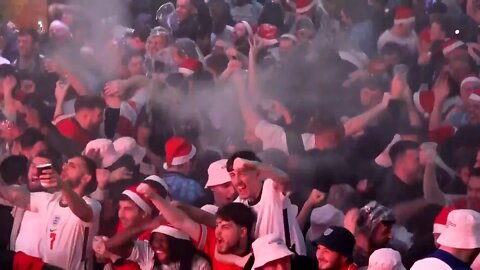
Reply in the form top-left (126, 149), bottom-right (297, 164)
top-left (175, 201), bottom-right (216, 228)
top-left (343, 93), bottom-right (391, 137)
top-left (429, 73), bottom-right (450, 131)
top-left (296, 189), bottom-right (325, 229)
top-left (137, 185), bottom-right (202, 241)
top-left (104, 216), bottom-right (165, 258)
top-left (233, 70), bottom-right (261, 132)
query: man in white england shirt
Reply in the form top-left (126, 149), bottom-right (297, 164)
top-left (226, 150), bottom-right (307, 255)
top-left (0, 155), bottom-right (101, 270)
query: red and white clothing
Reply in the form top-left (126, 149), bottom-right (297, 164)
top-left (30, 192), bottom-right (101, 270)
top-left (53, 115), bottom-right (97, 147)
top-left (377, 30), bottom-right (418, 53)
top-left (235, 179), bottom-right (306, 255)
top-left (128, 239), bottom-right (211, 270)
top-left (195, 225), bottom-right (252, 270)
top-left (255, 120), bottom-right (315, 154)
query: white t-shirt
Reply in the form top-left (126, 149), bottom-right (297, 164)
top-left (128, 240), bottom-right (211, 270)
top-left (235, 179), bottom-right (306, 255)
top-left (255, 120), bottom-right (315, 154)
top-left (15, 210), bottom-right (44, 258)
top-left (30, 192), bottom-right (101, 270)
top-left (377, 30), bottom-right (419, 53)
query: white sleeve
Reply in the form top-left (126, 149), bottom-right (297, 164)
top-left (29, 192), bottom-right (53, 213)
top-left (254, 120), bottom-right (287, 151)
top-left (128, 240), bottom-right (155, 269)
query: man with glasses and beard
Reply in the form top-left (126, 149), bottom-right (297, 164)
top-left (0, 155), bottom-right (101, 270)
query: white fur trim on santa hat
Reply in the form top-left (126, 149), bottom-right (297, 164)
top-left (241, 21), bottom-right (253, 37)
top-left (280, 34), bottom-right (297, 42)
top-left (178, 67), bottom-right (195, 76)
top-left (443, 40), bottom-right (465, 56)
top-left (152, 225), bottom-right (190, 240)
top-left (122, 190), bottom-right (152, 214)
top-left (413, 91), bottom-right (427, 116)
top-left (144, 175), bottom-right (170, 193)
top-left (460, 76), bottom-right (480, 89)
top-left (394, 17), bottom-right (415, 25)
top-left (296, 0), bottom-right (315, 13)
top-left (163, 145), bottom-right (197, 170)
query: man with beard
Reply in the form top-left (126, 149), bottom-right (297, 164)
top-left (0, 155), bottom-right (101, 270)
top-left (136, 183), bottom-right (255, 270)
top-left (314, 226), bottom-right (357, 270)
top-left (411, 209), bottom-right (480, 270)
top-left (375, 141), bottom-right (424, 207)
top-left (54, 95), bottom-right (106, 147)
top-left (352, 201), bottom-right (397, 268)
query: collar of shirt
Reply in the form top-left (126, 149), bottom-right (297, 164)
top-left (430, 249), bottom-right (472, 270)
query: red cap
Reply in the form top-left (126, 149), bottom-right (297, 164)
top-left (257, 24), bottom-right (279, 46)
top-left (296, 0), bottom-right (315, 13)
top-left (442, 38), bottom-right (466, 56)
top-left (163, 137), bottom-right (196, 169)
top-left (394, 7), bottom-right (415, 25)
top-left (178, 58), bottom-right (202, 76)
top-left (434, 207), bottom-right (456, 234)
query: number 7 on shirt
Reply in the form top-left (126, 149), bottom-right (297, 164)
top-left (50, 232), bottom-right (57, 250)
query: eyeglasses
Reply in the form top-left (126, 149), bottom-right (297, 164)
top-left (0, 120), bottom-right (14, 130)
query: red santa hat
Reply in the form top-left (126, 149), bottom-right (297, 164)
top-left (442, 38), bottom-right (466, 56)
top-left (394, 7), bottom-right (415, 25)
top-left (152, 225), bottom-right (190, 240)
top-left (240, 21), bottom-right (254, 37)
top-left (434, 207), bottom-right (455, 234)
top-left (178, 58), bottom-right (202, 76)
top-left (429, 126), bottom-right (458, 144)
top-left (122, 184), bottom-right (155, 214)
top-left (163, 137), bottom-right (197, 170)
top-left (413, 90), bottom-right (435, 117)
top-left (296, 0), bottom-right (315, 14)
top-left (256, 24), bottom-right (279, 46)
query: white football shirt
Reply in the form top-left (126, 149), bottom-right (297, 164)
top-left (30, 192), bottom-right (101, 270)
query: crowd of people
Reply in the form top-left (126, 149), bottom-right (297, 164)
top-left (2, 0), bottom-right (480, 269)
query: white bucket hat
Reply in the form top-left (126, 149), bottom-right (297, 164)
top-left (437, 209), bottom-right (480, 249)
top-left (84, 139), bottom-right (121, 168)
top-left (113, 137), bottom-right (147, 165)
top-left (306, 204), bottom-right (344, 242)
top-left (367, 248), bottom-right (406, 270)
top-left (251, 234), bottom-right (293, 269)
top-left (205, 159), bottom-right (231, 188)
